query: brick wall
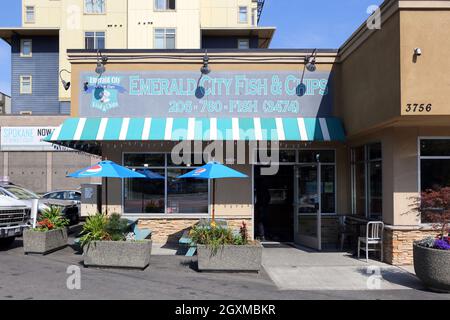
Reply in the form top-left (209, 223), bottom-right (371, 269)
top-left (138, 218), bottom-right (253, 244)
top-left (384, 228), bottom-right (438, 265)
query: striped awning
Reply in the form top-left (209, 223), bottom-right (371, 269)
top-left (45, 117), bottom-right (345, 142)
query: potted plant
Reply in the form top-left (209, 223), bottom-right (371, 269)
top-left (23, 206), bottom-right (69, 255)
top-left (80, 213), bottom-right (152, 270)
top-left (191, 221), bottom-right (262, 272)
top-left (413, 188), bottom-right (450, 292)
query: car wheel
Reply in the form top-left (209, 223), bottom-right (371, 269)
top-left (0, 237), bottom-right (16, 248)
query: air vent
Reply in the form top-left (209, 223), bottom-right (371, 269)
top-left (19, 111), bottom-right (33, 115)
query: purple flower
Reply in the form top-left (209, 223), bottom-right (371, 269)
top-left (434, 239), bottom-right (450, 250)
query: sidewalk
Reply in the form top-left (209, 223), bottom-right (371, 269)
top-left (262, 244), bottom-right (422, 291)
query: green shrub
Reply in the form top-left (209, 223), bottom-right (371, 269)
top-left (35, 206), bottom-right (69, 231)
top-left (189, 222), bottom-right (249, 256)
top-left (104, 213), bottom-right (128, 241)
top-left (79, 213), bottom-right (109, 248)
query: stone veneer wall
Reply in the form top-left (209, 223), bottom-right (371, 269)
top-left (384, 228), bottom-right (438, 265)
top-left (138, 218), bottom-right (253, 244)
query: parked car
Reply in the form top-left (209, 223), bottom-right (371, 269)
top-left (0, 195), bottom-right (30, 248)
top-left (0, 182), bottom-right (80, 225)
top-left (42, 190), bottom-right (81, 224)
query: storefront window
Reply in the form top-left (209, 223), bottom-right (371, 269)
top-left (298, 150), bottom-right (335, 163)
top-left (123, 153), bottom-right (208, 215)
top-left (167, 169), bottom-right (208, 214)
top-left (420, 139), bottom-right (450, 223)
top-left (351, 143), bottom-right (382, 219)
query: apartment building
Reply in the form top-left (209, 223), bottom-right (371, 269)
top-left (0, 92), bottom-right (11, 114)
top-left (0, 0), bottom-right (273, 115)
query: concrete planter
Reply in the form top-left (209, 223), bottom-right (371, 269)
top-left (23, 228), bottom-right (68, 255)
top-left (413, 243), bottom-right (450, 293)
top-left (197, 244), bottom-right (263, 272)
top-left (83, 240), bottom-right (152, 269)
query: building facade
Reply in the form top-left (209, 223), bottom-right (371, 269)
top-left (45, 0), bottom-right (450, 265)
top-left (0, 92), bottom-right (11, 114)
top-left (0, 0), bottom-right (273, 115)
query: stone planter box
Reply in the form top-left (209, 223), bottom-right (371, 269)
top-left (83, 240), bottom-right (152, 270)
top-left (23, 228), bottom-right (68, 255)
top-left (197, 244), bottom-right (263, 272)
top-left (413, 243), bottom-right (450, 293)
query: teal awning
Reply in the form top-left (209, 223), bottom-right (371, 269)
top-left (44, 117), bottom-right (345, 142)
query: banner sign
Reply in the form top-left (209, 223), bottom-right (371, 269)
top-left (1, 127), bottom-right (68, 151)
top-left (79, 71), bottom-right (334, 118)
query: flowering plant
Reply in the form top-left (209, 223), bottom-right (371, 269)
top-left (34, 206), bottom-right (69, 232)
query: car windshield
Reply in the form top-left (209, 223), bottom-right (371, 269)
top-left (4, 186), bottom-right (39, 200)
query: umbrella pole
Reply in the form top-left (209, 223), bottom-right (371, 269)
top-left (212, 179), bottom-right (216, 224)
top-left (105, 177), bottom-right (108, 215)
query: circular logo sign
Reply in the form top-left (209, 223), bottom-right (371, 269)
top-left (81, 164), bottom-right (102, 176)
top-left (193, 168), bottom-right (206, 176)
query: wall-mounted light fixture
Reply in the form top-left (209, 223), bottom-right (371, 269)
top-left (59, 69), bottom-right (71, 91)
top-left (304, 49), bottom-right (317, 72)
top-left (200, 50), bottom-right (211, 75)
top-left (95, 50), bottom-right (108, 76)
top-left (414, 47), bottom-right (422, 56)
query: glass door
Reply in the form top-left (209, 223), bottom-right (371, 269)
top-left (294, 164), bottom-right (322, 250)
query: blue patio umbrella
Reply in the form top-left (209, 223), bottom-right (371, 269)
top-left (68, 160), bottom-right (145, 214)
top-left (178, 161), bottom-right (248, 223)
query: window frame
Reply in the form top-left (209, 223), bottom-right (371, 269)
top-left (122, 152), bottom-right (210, 217)
top-left (20, 75), bottom-right (32, 95)
top-left (237, 38), bottom-right (250, 49)
top-left (417, 136), bottom-right (450, 225)
top-left (351, 143), bottom-right (383, 219)
top-left (154, 0), bottom-right (176, 11)
top-left (238, 6), bottom-right (248, 24)
top-left (25, 6), bottom-right (35, 23)
top-left (84, 0), bottom-right (106, 15)
top-left (84, 31), bottom-right (106, 50)
top-left (20, 39), bottom-right (32, 57)
top-left (153, 28), bottom-right (176, 49)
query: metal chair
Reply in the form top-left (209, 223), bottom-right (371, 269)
top-left (357, 221), bottom-right (384, 262)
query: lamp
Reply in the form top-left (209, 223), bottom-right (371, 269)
top-left (59, 69), bottom-right (71, 91)
top-left (200, 50), bottom-right (211, 75)
top-left (95, 50), bottom-right (108, 75)
top-left (304, 49), bottom-right (317, 72)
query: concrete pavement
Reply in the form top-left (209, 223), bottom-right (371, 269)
top-left (0, 237), bottom-right (449, 300)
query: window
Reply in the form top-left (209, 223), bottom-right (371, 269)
top-left (25, 6), bottom-right (35, 23)
top-left (155, 0), bottom-right (176, 11)
top-left (154, 28), bottom-right (176, 49)
top-left (123, 153), bottom-right (209, 214)
top-left (84, 0), bottom-right (106, 14)
top-left (419, 139), bottom-right (450, 223)
top-left (85, 32), bottom-right (105, 49)
top-left (351, 143), bottom-right (382, 219)
top-left (20, 39), bottom-right (32, 57)
top-left (239, 6), bottom-right (248, 23)
top-left (20, 76), bottom-right (32, 94)
top-left (252, 8), bottom-right (257, 26)
top-left (238, 39), bottom-right (250, 49)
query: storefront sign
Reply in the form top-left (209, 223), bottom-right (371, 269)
top-left (79, 71), bottom-right (334, 118)
top-left (1, 127), bottom-right (67, 151)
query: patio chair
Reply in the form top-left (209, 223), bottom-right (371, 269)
top-left (357, 221), bottom-right (384, 262)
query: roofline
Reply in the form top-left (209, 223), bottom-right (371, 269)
top-left (0, 92), bottom-right (11, 98)
top-left (67, 48), bottom-right (338, 54)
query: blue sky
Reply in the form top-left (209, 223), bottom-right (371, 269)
top-left (0, 0), bottom-right (383, 96)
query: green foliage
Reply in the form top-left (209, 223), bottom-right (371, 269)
top-left (189, 222), bottom-right (250, 256)
top-left (35, 206), bottom-right (69, 231)
top-left (418, 236), bottom-right (436, 248)
top-left (104, 213), bottom-right (128, 241)
top-left (79, 213), bottom-right (109, 248)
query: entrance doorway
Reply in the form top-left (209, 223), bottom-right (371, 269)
top-left (254, 150), bottom-right (337, 249)
top-left (254, 165), bottom-right (294, 242)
